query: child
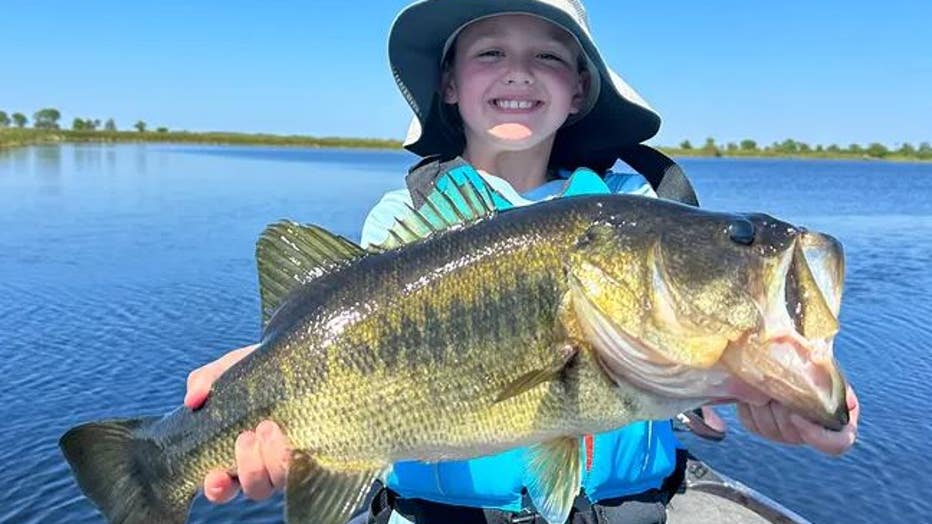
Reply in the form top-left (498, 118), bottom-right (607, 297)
top-left (185, 1), bottom-right (859, 522)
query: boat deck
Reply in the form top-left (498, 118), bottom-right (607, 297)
top-left (666, 457), bottom-right (809, 524)
top-left (668, 489), bottom-right (776, 523)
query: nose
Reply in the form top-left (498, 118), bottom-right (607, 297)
top-left (502, 56), bottom-right (534, 86)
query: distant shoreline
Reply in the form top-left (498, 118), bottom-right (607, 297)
top-left (1, 128), bottom-right (929, 163)
top-left (0, 128), bottom-right (403, 151)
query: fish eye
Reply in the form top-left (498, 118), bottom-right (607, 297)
top-left (727, 218), bottom-right (755, 246)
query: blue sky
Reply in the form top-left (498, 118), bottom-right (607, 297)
top-left (2, 0), bottom-right (930, 147)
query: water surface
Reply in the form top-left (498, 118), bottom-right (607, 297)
top-left (1, 144), bottom-right (929, 523)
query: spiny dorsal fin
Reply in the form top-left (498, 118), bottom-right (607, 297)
top-left (526, 437), bottom-right (582, 524)
top-left (285, 450), bottom-right (383, 524)
top-left (371, 166), bottom-right (515, 252)
top-left (256, 221), bottom-right (366, 326)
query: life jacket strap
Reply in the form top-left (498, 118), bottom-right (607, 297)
top-left (617, 144), bottom-right (699, 207)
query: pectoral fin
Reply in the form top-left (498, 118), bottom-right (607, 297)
top-left (495, 343), bottom-right (578, 403)
top-left (526, 437), bottom-right (582, 524)
top-left (284, 451), bottom-right (382, 524)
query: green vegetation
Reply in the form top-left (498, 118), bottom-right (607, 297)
top-left (1, 106), bottom-right (929, 161)
top-left (32, 108), bottom-right (61, 129)
top-left (71, 118), bottom-right (102, 131)
top-left (663, 137), bottom-right (932, 162)
top-left (0, 127), bottom-right (404, 151)
top-left (12, 113), bottom-right (27, 128)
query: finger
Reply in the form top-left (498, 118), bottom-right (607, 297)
top-left (217, 344), bottom-right (258, 370)
top-left (846, 385), bottom-right (860, 425)
top-left (700, 406), bottom-right (728, 433)
top-left (257, 420), bottom-right (292, 491)
top-left (184, 345), bottom-right (258, 409)
top-left (749, 402), bottom-right (782, 441)
top-left (236, 431), bottom-right (275, 501)
top-left (203, 469), bottom-right (239, 504)
top-left (770, 402), bottom-right (804, 445)
top-left (737, 403), bottom-right (760, 435)
top-left (790, 413), bottom-right (856, 456)
top-left (184, 366), bottom-right (216, 409)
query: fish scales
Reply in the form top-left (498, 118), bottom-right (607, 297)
top-left (133, 203), bottom-right (600, 490)
top-left (261, 202), bottom-right (608, 462)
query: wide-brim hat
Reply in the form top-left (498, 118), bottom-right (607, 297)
top-left (389, 0), bottom-right (662, 171)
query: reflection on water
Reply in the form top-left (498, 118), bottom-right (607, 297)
top-left (0, 145), bottom-right (930, 524)
top-left (135, 143), bottom-right (149, 175)
top-left (74, 145), bottom-right (104, 174)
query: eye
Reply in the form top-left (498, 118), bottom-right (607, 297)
top-left (477, 49), bottom-right (503, 59)
top-left (537, 52), bottom-right (566, 63)
top-left (727, 218), bottom-right (755, 246)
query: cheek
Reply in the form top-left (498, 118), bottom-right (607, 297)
top-left (549, 69), bottom-right (582, 97)
top-left (451, 67), bottom-right (493, 104)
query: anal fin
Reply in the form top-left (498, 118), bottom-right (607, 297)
top-left (285, 450), bottom-right (382, 524)
top-left (526, 437), bottom-right (582, 524)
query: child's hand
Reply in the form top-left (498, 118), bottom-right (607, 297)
top-left (184, 344), bottom-right (292, 503)
top-left (737, 384), bottom-right (859, 456)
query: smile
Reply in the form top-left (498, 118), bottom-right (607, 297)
top-left (490, 98), bottom-right (543, 110)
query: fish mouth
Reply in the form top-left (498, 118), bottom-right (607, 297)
top-left (572, 230), bottom-right (849, 430)
top-left (720, 230), bottom-right (849, 430)
top-left (720, 332), bottom-right (849, 430)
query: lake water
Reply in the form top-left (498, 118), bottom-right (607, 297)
top-left (1, 144), bottom-right (930, 523)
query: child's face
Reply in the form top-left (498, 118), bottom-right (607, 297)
top-left (442, 14), bottom-right (589, 152)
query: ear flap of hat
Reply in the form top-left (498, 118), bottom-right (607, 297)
top-left (550, 72), bottom-right (662, 171)
top-left (404, 97), bottom-right (464, 158)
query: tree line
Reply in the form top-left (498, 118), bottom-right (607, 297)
top-left (0, 107), bottom-right (158, 133)
top-left (4, 107), bottom-right (929, 160)
top-left (676, 137), bottom-right (932, 160)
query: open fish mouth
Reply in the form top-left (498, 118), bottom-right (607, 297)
top-left (717, 230), bottom-right (849, 430)
top-left (573, 229), bottom-right (850, 430)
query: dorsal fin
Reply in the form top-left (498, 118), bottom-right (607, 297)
top-left (371, 166), bottom-right (515, 252)
top-left (256, 221), bottom-right (367, 326)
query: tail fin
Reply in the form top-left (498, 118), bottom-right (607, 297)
top-left (59, 418), bottom-right (194, 524)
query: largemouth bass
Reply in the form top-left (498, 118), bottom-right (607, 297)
top-left (60, 176), bottom-right (849, 524)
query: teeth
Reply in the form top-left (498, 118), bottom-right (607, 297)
top-left (494, 99), bottom-right (536, 109)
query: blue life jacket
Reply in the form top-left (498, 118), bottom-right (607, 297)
top-left (360, 160), bottom-right (684, 512)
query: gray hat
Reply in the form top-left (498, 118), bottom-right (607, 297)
top-left (389, 0), bottom-right (662, 169)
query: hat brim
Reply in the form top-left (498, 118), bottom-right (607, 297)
top-left (390, 0), bottom-right (661, 168)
